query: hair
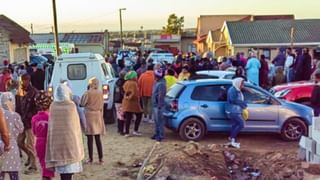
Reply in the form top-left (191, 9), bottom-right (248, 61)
top-left (147, 64), bottom-right (154, 70)
top-left (235, 67), bottom-right (243, 76)
top-left (260, 54), bottom-right (266, 60)
top-left (167, 68), bottom-right (175, 76)
top-left (21, 73), bottom-right (31, 81)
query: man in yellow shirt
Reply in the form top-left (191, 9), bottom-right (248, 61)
top-left (164, 69), bottom-right (177, 91)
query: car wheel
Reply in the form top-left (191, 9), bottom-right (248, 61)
top-left (104, 103), bottom-right (116, 124)
top-left (179, 118), bottom-right (205, 141)
top-left (281, 118), bottom-right (307, 141)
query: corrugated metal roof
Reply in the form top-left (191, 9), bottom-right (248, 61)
top-left (31, 33), bottom-right (65, 44)
top-left (0, 15), bottom-right (33, 44)
top-left (62, 33), bottom-right (104, 44)
top-left (226, 19), bottom-right (320, 45)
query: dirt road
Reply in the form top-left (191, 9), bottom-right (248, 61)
top-left (20, 122), bottom-right (318, 180)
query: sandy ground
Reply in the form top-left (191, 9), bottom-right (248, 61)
top-left (15, 122), bottom-right (320, 180)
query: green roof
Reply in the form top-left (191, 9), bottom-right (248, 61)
top-left (226, 19), bottom-right (320, 46)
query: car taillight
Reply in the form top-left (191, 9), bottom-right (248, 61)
top-left (102, 84), bottom-right (109, 100)
top-left (170, 99), bottom-right (178, 112)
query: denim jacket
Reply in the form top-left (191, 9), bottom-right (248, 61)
top-left (152, 78), bottom-right (166, 109)
top-left (225, 86), bottom-right (247, 114)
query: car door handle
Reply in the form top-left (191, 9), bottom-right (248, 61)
top-left (200, 104), bottom-right (208, 108)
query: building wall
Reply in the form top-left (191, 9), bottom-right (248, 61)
top-left (181, 38), bottom-right (196, 53)
top-left (153, 42), bottom-right (181, 50)
top-left (75, 44), bottom-right (104, 55)
top-left (9, 43), bottom-right (29, 64)
top-left (0, 29), bottom-right (10, 65)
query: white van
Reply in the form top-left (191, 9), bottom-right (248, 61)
top-left (48, 53), bottom-right (117, 123)
top-left (146, 52), bottom-right (175, 64)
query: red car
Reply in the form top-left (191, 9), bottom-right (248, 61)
top-left (270, 81), bottom-right (316, 105)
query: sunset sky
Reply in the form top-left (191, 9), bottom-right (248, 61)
top-left (0, 0), bottom-right (319, 33)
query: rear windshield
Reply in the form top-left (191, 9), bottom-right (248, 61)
top-left (166, 83), bottom-right (185, 98)
top-left (67, 64), bottom-right (86, 80)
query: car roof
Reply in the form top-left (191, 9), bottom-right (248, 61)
top-left (196, 70), bottom-right (235, 76)
top-left (178, 79), bottom-right (257, 87)
top-left (57, 53), bottom-right (104, 62)
top-left (148, 52), bottom-right (173, 56)
top-left (178, 79), bottom-right (233, 86)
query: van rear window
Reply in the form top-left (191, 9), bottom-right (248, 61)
top-left (67, 64), bottom-right (86, 80)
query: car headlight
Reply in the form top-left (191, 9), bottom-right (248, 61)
top-left (274, 89), bottom-right (291, 98)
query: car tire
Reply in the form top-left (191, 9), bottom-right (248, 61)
top-left (179, 117), bottom-right (206, 141)
top-left (280, 118), bottom-right (307, 141)
top-left (104, 103), bottom-right (116, 124)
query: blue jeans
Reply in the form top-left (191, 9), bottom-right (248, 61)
top-left (153, 107), bottom-right (164, 139)
top-left (286, 68), bottom-right (295, 83)
top-left (229, 113), bottom-right (245, 139)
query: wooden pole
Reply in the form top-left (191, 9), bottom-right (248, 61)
top-left (290, 27), bottom-right (295, 48)
top-left (52, 0), bottom-right (60, 56)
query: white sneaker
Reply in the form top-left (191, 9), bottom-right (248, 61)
top-left (147, 119), bottom-right (154, 124)
top-left (124, 134), bottom-right (130, 138)
top-left (133, 131), bottom-right (142, 136)
top-left (142, 118), bottom-right (148, 122)
top-left (230, 142), bottom-right (240, 149)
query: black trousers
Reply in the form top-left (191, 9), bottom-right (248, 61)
top-left (118, 119), bottom-right (125, 133)
top-left (124, 112), bottom-right (142, 134)
top-left (87, 135), bottom-right (103, 161)
top-left (60, 174), bottom-right (73, 180)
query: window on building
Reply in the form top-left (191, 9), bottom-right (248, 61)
top-left (67, 64), bottom-right (86, 80)
top-left (262, 49), bottom-right (271, 60)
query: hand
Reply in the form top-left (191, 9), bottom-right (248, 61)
top-left (4, 145), bottom-right (10, 152)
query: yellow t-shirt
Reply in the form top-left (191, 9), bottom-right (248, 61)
top-left (165, 75), bottom-right (177, 91)
top-left (178, 72), bottom-right (190, 81)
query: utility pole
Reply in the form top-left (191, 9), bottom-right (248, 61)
top-left (52, 0), bottom-right (60, 56)
top-left (119, 8), bottom-right (126, 49)
top-left (30, 24), bottom-right (34, 35)
top-left (290, 27), bottom-right (295, 48)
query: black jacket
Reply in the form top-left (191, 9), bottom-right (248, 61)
top-left (311, 84), bottom-right (320, 107)
top-left (31, 69), bottom-right (45, 90)
top-left (16, 85), bottom-right (38, 129)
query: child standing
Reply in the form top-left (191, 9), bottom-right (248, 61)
top-left (31, 91), bottom-right (55, 180)
top-left (0, 92), bottom-right (24, 180)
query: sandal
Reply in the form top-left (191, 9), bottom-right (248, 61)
top-left (84, 159), bottom-right (93, 165)
top-left (98, 159), bottom-right (104, 165)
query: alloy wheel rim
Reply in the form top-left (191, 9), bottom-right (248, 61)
top-left (185, 122), bottom-right (201, 139)
top-left (284, 122), bottom-right (303, 140)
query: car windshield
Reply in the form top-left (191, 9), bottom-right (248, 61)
top-left (166, 83), bottom-right (185, 98)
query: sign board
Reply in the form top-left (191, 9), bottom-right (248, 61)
top-left (30, 43), bottom-right (75, 55)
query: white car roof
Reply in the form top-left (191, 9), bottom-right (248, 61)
top-left (58, 53), bottom-right (104, 61)
top-left (196, 70), bottom-right (235, 78)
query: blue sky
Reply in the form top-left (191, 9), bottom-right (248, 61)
top-left (0, 0), bottom-right (319, 32)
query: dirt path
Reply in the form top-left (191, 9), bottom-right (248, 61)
top-left (19, 122), bottom-right (318, 180)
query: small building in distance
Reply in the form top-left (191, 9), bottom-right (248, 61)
top-left (221, 19), bottom-right (320, 60)
top-left (0, 15), bottom-right (34, 64)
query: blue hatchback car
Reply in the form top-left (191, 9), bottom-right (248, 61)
top-left (164, 79), bottom-right (314, 141)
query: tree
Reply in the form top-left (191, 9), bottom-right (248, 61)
top-left (162, 14), bottom-right (184, 35)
